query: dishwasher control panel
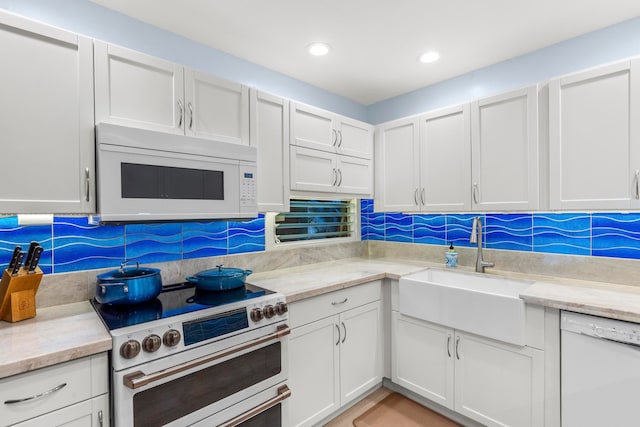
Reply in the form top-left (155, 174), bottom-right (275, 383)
top-left (561, 311), bottom-right (640, 346)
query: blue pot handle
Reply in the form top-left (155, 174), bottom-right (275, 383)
top-left (186, 276), bottom-right (200, 283)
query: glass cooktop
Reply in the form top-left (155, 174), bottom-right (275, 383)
top-left (91, 282), bottom-right (271, 331)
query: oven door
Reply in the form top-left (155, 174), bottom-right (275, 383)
top-left (112, 324), bottom-right (289, 427)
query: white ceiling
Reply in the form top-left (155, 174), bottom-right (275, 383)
top-left (90, 0), bottom-right (640, 105)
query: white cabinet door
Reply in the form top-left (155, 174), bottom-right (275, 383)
top-left (289, 315), bottom-right (340, 427)
top-left (339, 301), bottom-right (382, 406)
top-left (290, 146), bottom-right (337, 193)
top-left (336, 155), bottom-right (373, 196)
top-left (0, 12), bottom-right (95, 214)
top-left (549, 60), bottom-right (640, 210)
top-left (185, 69), bottom-right (249, 145)
top-left (392, 313), bottom-right (454, 409)
top-left (374, 117), bottom-right (421, 212)
top-left (471, 85), bottom-right (539, 211)
top-left (337, 116), bottom-right (373, 159)
top-left (15, 394), bottom-right (109, 427)
top-left (291, 102), bottom-right (336, 152)
top-left (420, 105), bottom-right (471, 212)
top-left (454, 332), bottom-right (544, 427)
top-left (94, 41), bottom-right (185, 134)
top-left (250, 90), bottom-right (290, 212)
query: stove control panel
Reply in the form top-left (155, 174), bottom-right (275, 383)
top-left (110, 293), bottom-right (287, 370)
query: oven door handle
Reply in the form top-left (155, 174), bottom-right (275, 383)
top-left (218, 384), bottom-right (291, 427)
top-left (123, 324), bottom-right (290, 390)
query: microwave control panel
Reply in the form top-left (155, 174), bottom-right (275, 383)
top-left (240, 165), bottom-right (257, 208)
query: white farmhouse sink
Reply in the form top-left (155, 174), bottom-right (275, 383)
top-left (399, 269), bottom-right (533, 346)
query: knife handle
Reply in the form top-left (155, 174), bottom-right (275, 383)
top-left (23, 241), bottom-right (39, 269)
top-left (27, 246), bottom-right (43, 274)
top-left (11, 252), bottom-right (24, 276)
top-left (8, 246), bottom-right (21, 270)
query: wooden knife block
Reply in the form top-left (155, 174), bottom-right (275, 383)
top-left (0, 267), bottom-right (43, 322)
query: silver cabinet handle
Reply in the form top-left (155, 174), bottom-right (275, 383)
top-left (338, 130), bottom-right (343, 147)
top-left (98, 410), bottom-right (104, 427)
top-left (124, 325), bottom-right (290, 389)
top-left (4, 382), bottom-right (67, 404)
top-left (421, 188), bottom-right (425, 205)
top-left (332, 129), bottom-right (337, 146)
top-left (331, 298), bottom-right (348, 306)
top-left (219, 385), bottom-right (291, 427)
top-left (188, 102), bottom-right (193, 130)
top-left (341, 321), bottom-right (347, 344)
top-left (335, 324), bottom-right (341, 346)
top-left (635, 170), bottom-right (639, 200)
top-left (447, 335), bottom-right (452, 358)
top-left (455, 336), bottom-right (461, 360)
top-left (177, 99), bottom-right (184, 128)
top-left (332, 168), bottom-right (338, 186)
top-left (84, 167), bottom-right (90, 202)
top-left (414, 188), bottom-right (419, 205)
top-left (472, 182), bottom-right (479, 204)
top-left (337, 169), bottom-right (343, 186)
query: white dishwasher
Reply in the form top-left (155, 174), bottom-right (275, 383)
top-left (561, 311), bottom-right (640, 426)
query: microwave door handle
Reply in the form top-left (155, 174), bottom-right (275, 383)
top-left (218, 385), bottom-right (292, 427)
top-left (123, 325), bottom-right (290, 389)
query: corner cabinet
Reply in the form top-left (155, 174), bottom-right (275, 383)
top-left (0, 353), bottom-right (109, 427)
top-left (471, 85), bottom-right (539, 211)
top-left (289, 102), bottom-right (373, 196)
top-left (94, 41), bottom-right (249, 145)
top-left (288, 281), bottom-right (383, 427)
top-left (0, 11), bottom-right (95, 214)
top-left (250, 90), bottom-right (290, 212)
top-left (549, 59), bottom-right (640, 210)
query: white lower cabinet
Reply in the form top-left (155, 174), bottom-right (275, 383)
top-left (1, 353), bottom-right (109, 427)
top-left (288, 282), bottom-right (383, 427)
top-left (392, 312), bottom-right (543, 427)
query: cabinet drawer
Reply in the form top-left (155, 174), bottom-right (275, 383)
top-left (1, 354), bottom-right (108, 426)
top-left (289, 280), bottom-right (381, 328)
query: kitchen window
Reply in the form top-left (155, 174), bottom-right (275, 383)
top-left (265, 199), bottom-right (358, 249)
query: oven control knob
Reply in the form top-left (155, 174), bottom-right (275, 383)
top-left (263, 305), bottom-right (276, 319)
top-left (142, 334), bottom-right (162, 353)
top-left (275, 302), bottom-right (288, 316)
top-left (163, 329), bottom-right (181, 347)
top-left (250, 308), bottom-right (264, 322)
top-left (120, 339), bottom-right (141, 359)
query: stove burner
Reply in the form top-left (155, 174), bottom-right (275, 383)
top-left (91, 282), bottom-right (271, 330)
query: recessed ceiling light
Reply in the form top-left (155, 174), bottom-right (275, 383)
top-left (419, 51), bottom-right (440, 64)
top-left (308, 42), bottom-right (330, 56)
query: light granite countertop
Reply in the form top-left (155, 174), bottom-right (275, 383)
top-left (4, 256), bottom-right (640, 380)
top-left (0, 301), bottom-right (111, 379)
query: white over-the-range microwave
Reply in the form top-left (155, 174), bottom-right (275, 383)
top-left (92, 123), bottom-right (257, 223)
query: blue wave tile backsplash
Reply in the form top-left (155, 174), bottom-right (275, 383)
top-left (359, 199), bottom-right (640, 261)
top-left (3, 200), bottom-right (640, 274)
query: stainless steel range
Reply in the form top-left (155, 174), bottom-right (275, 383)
top-left (91, 282), bottom-right (290, 427)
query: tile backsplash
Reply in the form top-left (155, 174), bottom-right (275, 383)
top-left (0, 215), bottom-right (265, 274)
top-left (360, 199), bottom-right (640, 260)
top-left (2, 199), bottom-right (640, 276)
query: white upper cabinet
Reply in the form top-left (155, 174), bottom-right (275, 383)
top-left (471, 85), bottom-right (539, 211)
top-left (290, 101), bottom-right (373, 196)
top-left (374, 117), bottom-right (421, 212)
top-left (290, 102), bottom-right (373, 159)
top-left (549, 60), bottom-right (640, 210)
top-left (185, 69), bottom-right (249, 145)
top-left (95, 41), bottom-right (249, 145)
top-left (420, 105), bottom-right (471, 212)
top-left (0, 11), bottom-right (95, 214)
top-left (250, 90), bottom-right (290, 212)
top-left (375, 106), bottom-right (470, 213)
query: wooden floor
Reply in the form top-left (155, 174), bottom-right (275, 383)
top-left (323, 387), bottom-right (393, 427)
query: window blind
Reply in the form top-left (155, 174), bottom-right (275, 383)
top-left (275, 199), bottom-right (354, 243)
